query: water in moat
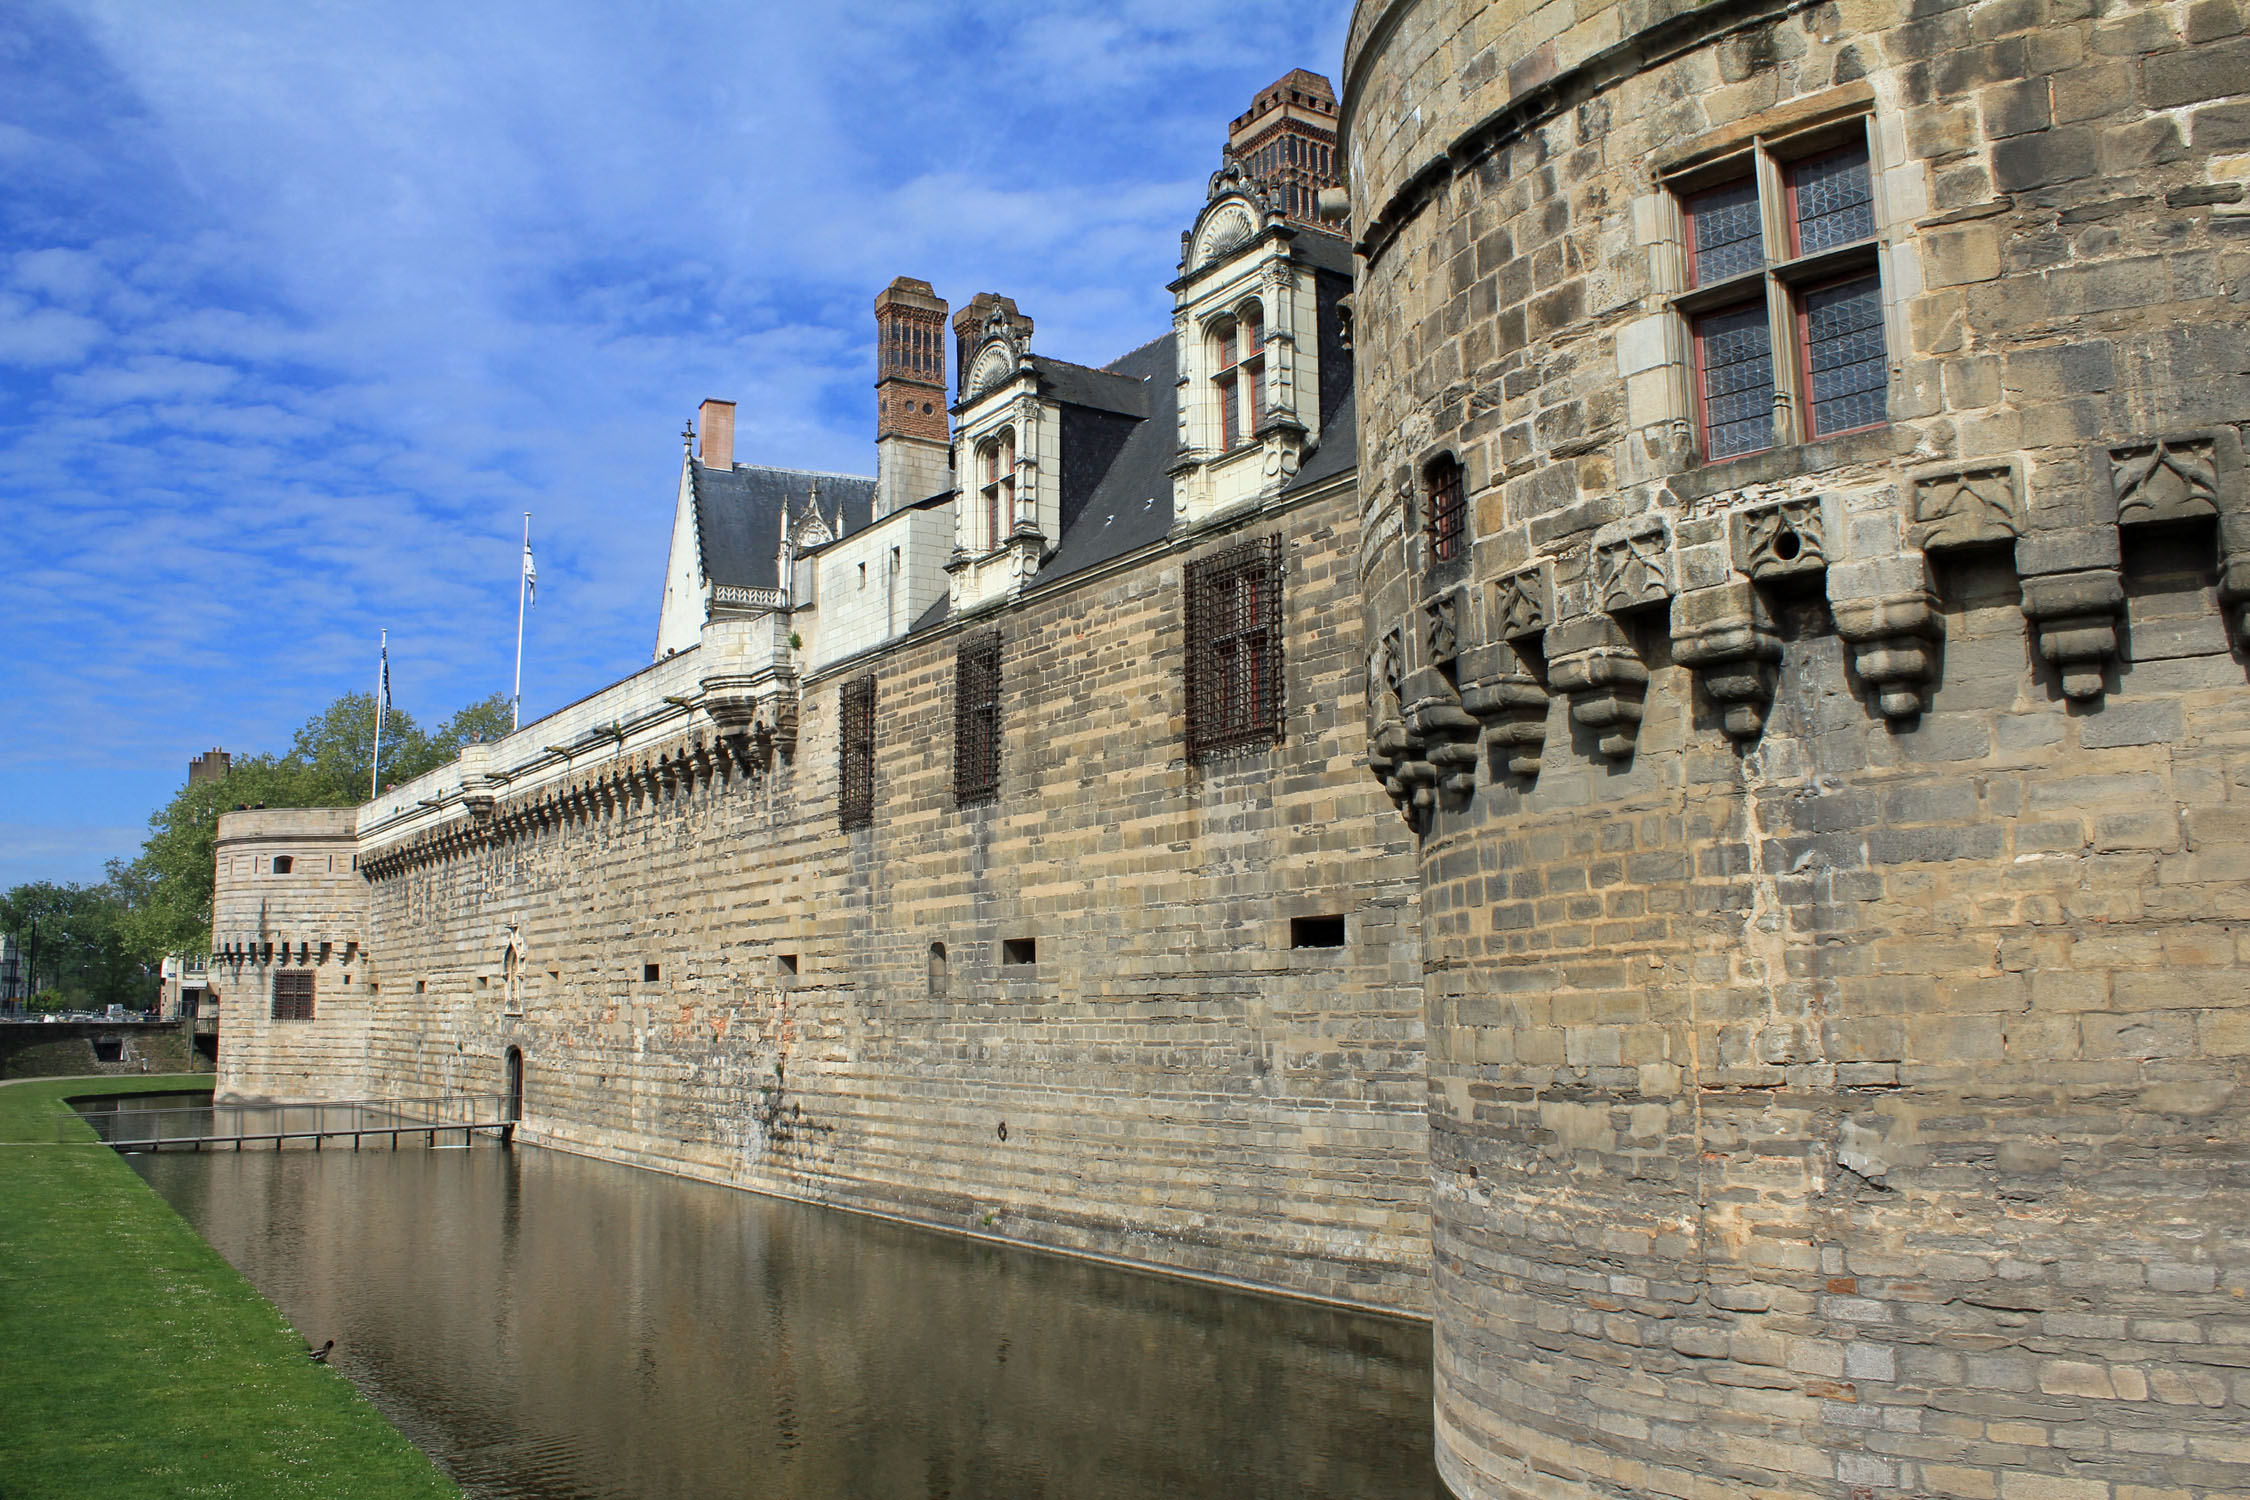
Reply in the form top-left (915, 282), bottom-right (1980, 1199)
top-left (125, 1126), bottom-right (1439, 1499)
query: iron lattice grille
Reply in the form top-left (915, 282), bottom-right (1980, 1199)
top-left (271, 970), bottom-right (315, 1021)
top-left (953, 632), bottom-right (1002, 807)
top-left (1185, 534), bottom-right (1285, 761)
top-left (1425, 455), bottom-right (1467, 562)
top-left (839, 674), bottom-right (876, 830)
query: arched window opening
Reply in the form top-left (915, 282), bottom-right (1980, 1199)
top-left (504, 1046), bottom-right (523, 1123)
top-left (978, 431), bottom-right (1016, 549)
top-left (1424, 454), bottom-right (1467, 564)
top-left (928, 941), bottom-right (949, 997)
top-left (1212, 302), bottom-right (1265, 451)
top-left (271, 855), bottom-right (293, 875)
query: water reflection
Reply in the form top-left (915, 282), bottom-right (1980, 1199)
top-left (132, 1143), bottom-right (1439, 1499)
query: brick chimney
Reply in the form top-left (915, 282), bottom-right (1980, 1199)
top-left (874, 278), bottom-right (954, 519)
top-left (698, 398), bottom-right (735, 471)
top-left (1226, 70), bottom-right (1341, 230)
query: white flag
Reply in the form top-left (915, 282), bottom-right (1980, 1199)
top-left (523, 541), bottom-right (538, 608)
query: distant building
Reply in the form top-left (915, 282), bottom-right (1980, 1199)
top-left (188, 747), bottom-right (231, 786)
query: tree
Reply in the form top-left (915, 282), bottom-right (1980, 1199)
top-left (0, 880), bottom-right (153, 1011)
top-left (112, 690), bottom-right (517, 961)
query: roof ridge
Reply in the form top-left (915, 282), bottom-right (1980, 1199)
top-left (1034, 351), bottom-right (1145, 381)
top-left (1099, 332), bottom-right (1172, 372)
top-left (704, 460), bottom-right (876, 484)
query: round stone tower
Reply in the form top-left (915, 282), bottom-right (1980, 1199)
top-left (1342, 0), bottom-right (2250, 1495)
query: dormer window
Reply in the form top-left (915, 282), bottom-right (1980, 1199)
top-left (977, 430), bottom-right (1016, 549)
top-left (1212, 302), bottom-right (1265, 450)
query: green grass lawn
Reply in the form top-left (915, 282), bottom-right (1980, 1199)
top-left (0, 1075), bottom-right (462, 1500)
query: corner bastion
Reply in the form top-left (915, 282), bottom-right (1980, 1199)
top-left (1344, 0), bottom-right (2250, 1494)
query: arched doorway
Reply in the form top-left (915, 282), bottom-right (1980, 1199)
top-left (503, 1046), bottom-right (523, 1123)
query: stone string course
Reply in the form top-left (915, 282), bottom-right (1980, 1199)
top-left (215, 481), bottom-right (1435, 1314)
top-left (1347, 0), bottom-right (2250, 1494)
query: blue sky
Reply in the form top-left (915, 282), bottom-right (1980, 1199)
top-left (0, 0), bottom-right (1349, 887)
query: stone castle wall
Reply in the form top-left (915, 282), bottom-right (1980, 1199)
top-left (1345, 0), bottom-right (2250, 1494)
top-left (212, 806), bottom-right (372, 1100)
top-left (219, 478), bottom-right (1434, 1312)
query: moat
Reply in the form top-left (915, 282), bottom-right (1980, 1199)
top-left (126, 1129), bottom-right (1439, 1499)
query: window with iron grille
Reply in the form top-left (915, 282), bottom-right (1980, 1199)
top-left (953, 632), bottom-right (1001, 807)
top-left (1672, 121), bottom-right (1886, 462)
top-left (839, 674), bottom-right (876, 830)
top-left (271, 970), bottom-right (315, 1021)
top-left (1424, 454), bottom-right (1467, 563)
top-left (1185, 534), bottom-right (1284, 761)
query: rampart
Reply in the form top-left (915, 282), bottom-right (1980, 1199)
top-left (215, 476), bottom-right (1434, 1312)
top-left (213, 805), bottom-right (367, 1099)
top-left (1345, 0), bottom-right (2250, 1494)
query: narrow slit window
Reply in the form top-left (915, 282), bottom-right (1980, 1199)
top-left (1424, 455), bottom-right (1467, 563)
top-left (954, 632), bottom-right (1002, 807)
top-left (839, 674), bottom-right (876, 831)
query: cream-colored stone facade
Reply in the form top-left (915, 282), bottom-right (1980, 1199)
top-left (211, 806), bottom-right (372, 1099)
top-left (1346, 0), bottom-right (2250, 1494)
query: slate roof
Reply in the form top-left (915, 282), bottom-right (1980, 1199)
top-left (689, 463), bottom-right (875, 591)
top-left (1034, 334), bottom-right (1179, 586)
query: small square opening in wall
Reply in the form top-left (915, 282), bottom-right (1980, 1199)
top-left (1291, 915), bottom-right (1346, 949)
top-left (1001, 937), bottom-right (1037, 966)
top-left (777, 954), bottom-right (798, 976)
top-left (643, 962), bottom-right (661, 982)
top-left (415, 979), bottom-right (427, 994)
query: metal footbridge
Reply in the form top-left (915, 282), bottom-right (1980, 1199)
top-left (79, 1093), bottom-right (517, 1152)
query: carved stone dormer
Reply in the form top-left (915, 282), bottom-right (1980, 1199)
top-left (1168, 157), bottom-right (1325, 534)
top-left (948, 298), bottom-right (1058, 617)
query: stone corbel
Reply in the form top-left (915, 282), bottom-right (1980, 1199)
top-left (1404, 588), bottom-right (1480, 804)
top-left (1366, 626), bottom-right (1435, 832)
top-left (1457, 642), bottom-right (1549, 778)
top-left (1461, 564), bottom-right (1553, 777)
top-left (456, 743), bottom-right (498, 821)
top-left (1671, 580), bottom-right (1782, 742)
top-left (1831, 557), bottom-right (1943, 722)
top-left (1546, 614), bottom-right (1650, 761)
top-left (2017, 526), bottom-right (2123, 701)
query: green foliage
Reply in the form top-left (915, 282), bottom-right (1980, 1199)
top-left (0, 1077), bottom-right (464, 1498)
top-left (0, 882), bottom-right (153, 1011)
top-left (0, 691), bottom-right (519, 983)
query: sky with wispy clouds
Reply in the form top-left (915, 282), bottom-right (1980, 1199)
top-left (0, 0), bottom-right (1350, 887)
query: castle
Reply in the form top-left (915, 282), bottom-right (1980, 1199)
top-left (214, 8), bottom-right (2250, 1496)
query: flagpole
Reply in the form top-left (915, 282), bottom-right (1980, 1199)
top-left (371, 628), bottom-right (385, 802)
top-left (513, 512), bottom-right (530, 731)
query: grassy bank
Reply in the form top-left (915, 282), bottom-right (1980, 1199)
top-left (0, 1075), bottom-right (461, 1500)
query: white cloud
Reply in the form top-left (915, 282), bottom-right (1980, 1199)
top-left (0, 0), bottom-right (1348, 878)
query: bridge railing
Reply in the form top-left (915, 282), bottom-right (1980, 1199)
top-left (73, 1093), bottom-right (513, 1148)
